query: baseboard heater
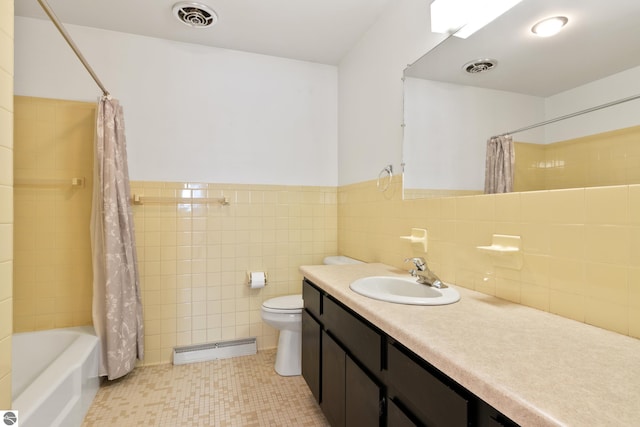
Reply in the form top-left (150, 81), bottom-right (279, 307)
top-left (172, 337), bottom-right (257, 365)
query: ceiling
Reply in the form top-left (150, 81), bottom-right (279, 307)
top-left (405, 0), bottom-right (640, 97)
top-left (14, 0), bottom-right (393, 65)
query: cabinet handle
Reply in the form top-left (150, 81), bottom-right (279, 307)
top-left (379, 396), bottom-right (386, 417)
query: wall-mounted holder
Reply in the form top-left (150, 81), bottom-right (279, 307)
top-left (400, 228), bottom-right (428, 253)
top-left (247, 271), bottom-right (267, 289)
top-left (476, 234), bottom-right (522, 269)
top-left (377, 164), bottom-right (394, 193)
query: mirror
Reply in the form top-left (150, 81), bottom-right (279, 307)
top-left (403, 0), bottom-right (640, 199)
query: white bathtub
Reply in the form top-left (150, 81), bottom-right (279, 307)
top-left (12, 326), bottom-right (100, 427)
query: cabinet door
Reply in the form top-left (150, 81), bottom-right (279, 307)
top-left (321, 331), bottom-right (346, 427)
top-left (345, 355), bottom-right (382, 427)
top-left (387, 342), bottom-right (469, 427)
top-left (302, 309), bottom-right (321, 403)
top-left (322, 296), bottom-right (383, 375)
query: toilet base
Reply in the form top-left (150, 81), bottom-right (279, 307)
top-left (274, 329), bottom-right (301, 376)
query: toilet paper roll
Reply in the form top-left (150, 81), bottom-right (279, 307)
top-left (248, 272), bottom-right (266, 289)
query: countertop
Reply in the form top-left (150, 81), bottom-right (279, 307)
top-left (299, 263), bottom-right (640, 427)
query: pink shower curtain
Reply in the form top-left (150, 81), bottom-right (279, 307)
top-left (484, 135), bottom-right (515, 194)
top-left (90, 97), bottom-right (144, 380)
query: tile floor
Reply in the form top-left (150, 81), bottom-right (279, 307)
top-left (82, 349), bottom-right (329, 426)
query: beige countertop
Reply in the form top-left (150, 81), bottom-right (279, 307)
top-left (300, 263), bottom-right (640, 427)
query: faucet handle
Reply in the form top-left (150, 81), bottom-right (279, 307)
top-left (404, 257), bottom-right (426, 271)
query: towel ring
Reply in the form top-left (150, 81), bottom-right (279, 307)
top-left (377, 165), bottom-right (393, 192)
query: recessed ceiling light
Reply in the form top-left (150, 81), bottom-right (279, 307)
top-left (531, 16), bottom-right (568, 37)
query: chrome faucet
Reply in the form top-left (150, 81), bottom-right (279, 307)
top-left (404, 257), bottom-right (447, 289)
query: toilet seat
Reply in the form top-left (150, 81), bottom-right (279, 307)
top-left (262, 295), bottom-right (303, 313)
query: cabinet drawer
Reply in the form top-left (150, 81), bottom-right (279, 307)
top-left (322, 296), bottom-right (383, 373)
top-left (302, 279), bottom-right (322, 318)
top-left (387, 343), bottom-right (469, 427)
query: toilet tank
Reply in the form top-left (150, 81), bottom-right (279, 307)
top-left (323, 256), bottom-right (364, 265)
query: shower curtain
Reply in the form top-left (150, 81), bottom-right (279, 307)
top-left (484, 135), bottom-right (515, 194)
top-left (90, 97), bottom-right (144, 380)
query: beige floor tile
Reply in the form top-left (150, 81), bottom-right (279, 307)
top-left (83, 349), bottom-right (328, 427)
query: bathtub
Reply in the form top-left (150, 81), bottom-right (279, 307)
top-left (12, 326), bottom-right (100, 427)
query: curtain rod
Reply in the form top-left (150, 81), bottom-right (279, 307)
top-left (36, 0), bottom-right (110, 97)
top-left (492, 93), bottom-right (640, 139)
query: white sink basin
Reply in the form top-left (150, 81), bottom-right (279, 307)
top-left (349, 276), bottom-right (460, 305)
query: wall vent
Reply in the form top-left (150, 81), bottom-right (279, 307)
top-left (173, 337), bottom-right (257, 365)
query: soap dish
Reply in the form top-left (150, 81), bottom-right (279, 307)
top-left (400, 228), bottom-right (428, 253)
top-left (477, 234), bottom-right (522, 269)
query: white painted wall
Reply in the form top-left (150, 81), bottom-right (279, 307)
top-left (545, 64), bottom-right (640, 143)
top-left (338, 0), bottom-right (445, 185)
top-left (14, 17), bottom-right (338, 186)
top-left (403, 78), bottom-right (545, 190)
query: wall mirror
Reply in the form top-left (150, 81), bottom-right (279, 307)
top-left (402, 0), bottom-right (640, 199)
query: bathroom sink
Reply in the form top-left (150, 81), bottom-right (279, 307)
top-left (349, 276), bottom-right (460, 305)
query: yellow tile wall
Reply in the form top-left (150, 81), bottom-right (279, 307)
top-left (338, 177), bottom-right (640, 339)
top-left (515, 125), bottom-right (640, 191)
top-left (131, 181), bottom-right (337, 365)
top-left (514, 142), bottom-right (546, 191)
top-left (0, 0), bottom-right (12, 409)
top-left (13, 96), bottom-right (95, 332)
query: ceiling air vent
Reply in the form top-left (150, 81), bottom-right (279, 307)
top-left (463, 59), bottom-right (498, 74)
top-left (172, 2), bottom-right (218, 28)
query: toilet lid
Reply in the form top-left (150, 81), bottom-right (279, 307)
top-left (262, 295), bottom-right (303, 311)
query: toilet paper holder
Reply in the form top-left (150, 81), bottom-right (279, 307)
top-left (247, 271), bottom-right (268, 288)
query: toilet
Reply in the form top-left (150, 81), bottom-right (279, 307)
top-left (261, 294), bottom-right (304, 376)
top-left (261, 255), bottom-right (363, 376)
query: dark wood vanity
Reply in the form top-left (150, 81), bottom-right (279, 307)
top-left (302, 278), bottom-right (518, 426)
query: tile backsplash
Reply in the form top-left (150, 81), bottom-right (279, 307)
top-left (338, 178), bottom-right (640, 339)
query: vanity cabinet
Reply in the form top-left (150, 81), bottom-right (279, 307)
top-left (302, 279), bottom-right (384, 426)
top-left (301, 278), bottom-right (518, 427)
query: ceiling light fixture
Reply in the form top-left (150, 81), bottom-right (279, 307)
top-left (430, 0), bottom-right (523, 39)
top-left (531, 16), bottom-right (568, 37)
